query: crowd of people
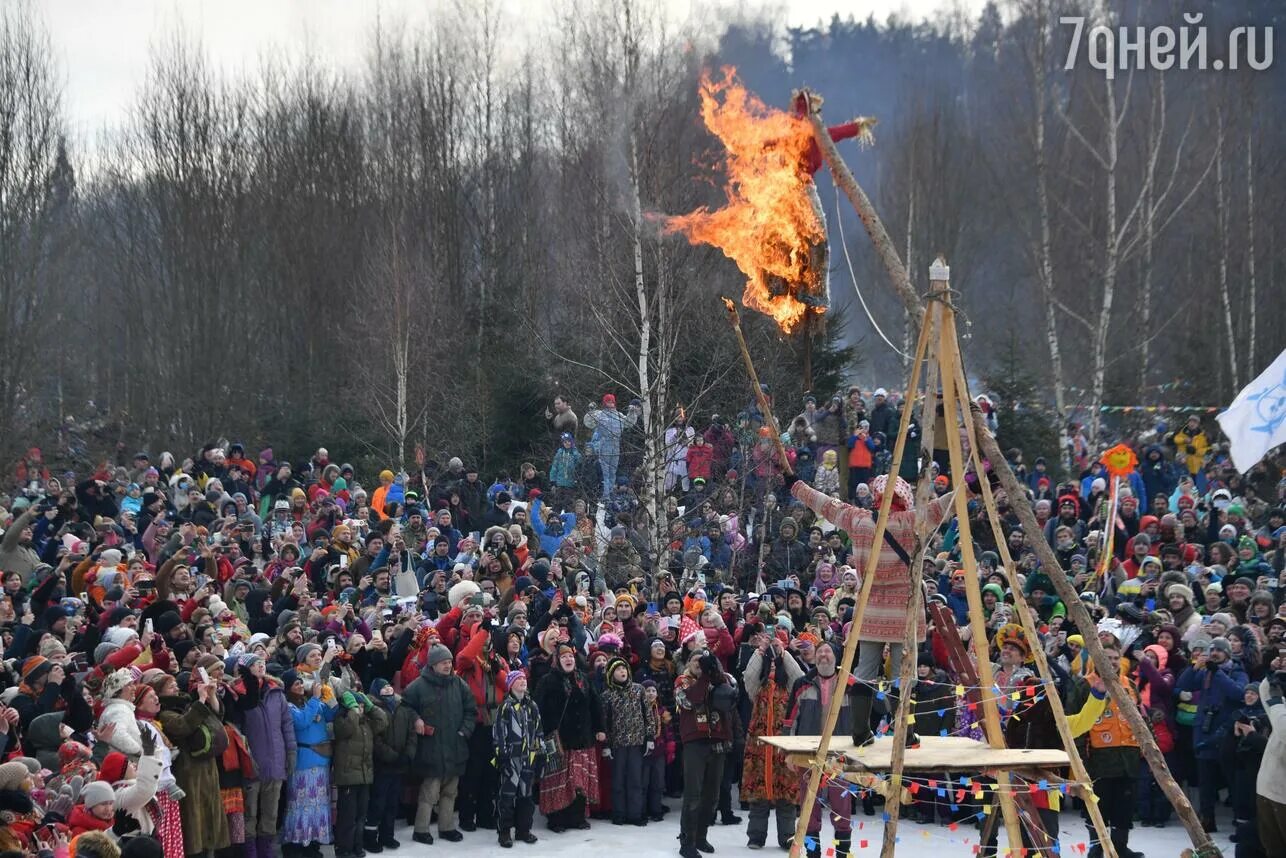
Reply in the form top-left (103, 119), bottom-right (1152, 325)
top-left (0, 389), bottom-right (1282, 858)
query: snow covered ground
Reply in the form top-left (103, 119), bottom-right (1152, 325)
top-left (374, 798), bottom-right (1229, 858)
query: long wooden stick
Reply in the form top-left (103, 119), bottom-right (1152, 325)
top-left (788, 302), bottom-right (933, 858)
top-left (879, 272), bottom-right (945, 858)
top-left (933, 282), bottom-right (1025, 854)
top-left (723, 298), bottom-right (793, 474)
top-left (804, 98), bottom-right (1220, 858)
top-left (973, 414), bottom-right (1220, 857)
top-left (945, 320), bottom-right (1116, 858)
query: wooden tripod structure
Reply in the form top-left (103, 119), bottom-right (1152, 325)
top-left (787, 260), bottom-right (1115, 858)
top-left (797, 88), bottom-right (1221, 858)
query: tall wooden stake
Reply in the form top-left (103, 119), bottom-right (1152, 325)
top-left (723, 298), bottom-right (792, 474)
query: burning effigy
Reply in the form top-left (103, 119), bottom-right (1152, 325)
top-left (659, 68), bottom-right (873, 334)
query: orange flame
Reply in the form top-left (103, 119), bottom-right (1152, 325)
top-left (661, 68), bottom-right (826, 334)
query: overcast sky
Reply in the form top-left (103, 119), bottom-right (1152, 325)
top-left (38, 0), bottom-right (981, 143)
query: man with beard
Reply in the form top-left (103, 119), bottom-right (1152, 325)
top-left (1177, 636), bottom-right (1249, 831)
top-left (1043, 495), bottom-right (1085, 545)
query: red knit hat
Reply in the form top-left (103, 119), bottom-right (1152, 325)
top-left (99, 751), bottom-right (128, 785)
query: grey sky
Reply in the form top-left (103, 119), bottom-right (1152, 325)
top-left (39, 0), bottom-right (982, 143)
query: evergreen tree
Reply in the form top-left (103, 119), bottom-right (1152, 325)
top-left (984, 337), bottom-right (1062, 481)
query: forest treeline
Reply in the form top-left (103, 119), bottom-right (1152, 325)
top-left (1, 0), bottom-right (1282, 478)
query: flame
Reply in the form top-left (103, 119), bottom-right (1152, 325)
top-left (661, 68), bottom-right (826, 334)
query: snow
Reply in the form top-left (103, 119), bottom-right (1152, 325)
top-left (375, 798), bottom-right (1232, 858)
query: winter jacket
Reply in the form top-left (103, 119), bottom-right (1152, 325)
top-left (601, 544), bottom-right (643, 590)
top-left (455, 627), bottom-right (508, 726)
top-left (1177, 660), bottom-right (1249, 759)
top-left (372, 697), bottom-right (419, 773)
top-left (1256, 678), bottom-right (1286, 805)
top-left (237, 679), bottom-right (296, 782)
top-left (789, 670), bottom-right (856, 737)
top-left (601, 680), bottom-right (657, 747)
top-left (686, 443), bottom-right (714, 482)
top-left (675, 674), bottom-right (733, 744)
top-left (97, 698), bottom-right (145, 757)
top-left (494, 692), bottom-right (543, 801)
top-left (403, 666), bottom-right (477, 777)
top-left (289, 696), bottom-right (339, 770)
top-left (332, 698), bottom-right (390, 786)
top-left (534, 668), bottom-right (603, 750)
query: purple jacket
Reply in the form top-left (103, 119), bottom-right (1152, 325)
top-left (239, 681), bottom-right (297, 781)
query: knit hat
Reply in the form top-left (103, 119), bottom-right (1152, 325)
top-left (506, 601), bottom-right (528, 621)
top-left (81, 780), bottom-right (116, 808)
top-left (0, 760), bottom-right (30, 791)
top-left (1165, 583), bottom-right (1194, 604)
top-left (40, 637), bottom-right (68, 659)
top-left (427, 643), bottom-right (453, 667)
top-left (20, 655), bottom-right (51, 686)
top-left (505, 671), bottom-right (527, 691)
top-left (295, 643), bottom-right (322, 665)
top-left (1208, 637), bottom-right (1233, 656)
top-left (99, 752), bottom-right (129, 785)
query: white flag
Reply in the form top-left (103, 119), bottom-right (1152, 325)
top-left (1217, 348), bottom-right (1286, 473)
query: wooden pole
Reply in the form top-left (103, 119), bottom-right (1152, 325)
top-left (972, 414), bottom-right (1221, 858)
top-left (878, 272), bottom-right (945, 858)
top-left (788, 306), bottom-right (934, 858)
top-left (723, 298), bottom-right (792, 474)
top-left (804, 97), bottom-right (1220, 857)
top-left (944, 321), bottom-right (1116, 858)
top-left (931, 270), bottom-right (1026, 854)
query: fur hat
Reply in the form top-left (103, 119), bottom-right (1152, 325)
top-left (101, 668), bottom-right (135, 701)
top-left (1164, 583), bottom-right (1194, 604)
top-left (448, 580), bottom-right (481, 610)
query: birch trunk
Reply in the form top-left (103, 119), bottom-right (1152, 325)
top-left (628, 133), bottom-right (660, 559)
top-left (902, 180), bottom-right (915, 374)
top-left (1088, 70), bottom-right (1119, 447)
top-left (1246, 129), bottom-right (1256, 368)
top-left (1030, 4), bottom-right (1070, 469)
top-left (1215, 113), bottom-right (1238, 390)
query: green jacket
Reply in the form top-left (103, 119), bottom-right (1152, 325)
top-left (403, 667), bottom-right (477, 778)
top-left (373, 698), bottom-right (419, 773)
top-left (332, 700), bottom-right (390, 786)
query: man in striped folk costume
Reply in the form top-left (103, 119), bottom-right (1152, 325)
top-left (790, 473), bottom-right (954, 747)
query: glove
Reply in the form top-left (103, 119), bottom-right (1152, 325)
top-left (645, 741), bottom-right (655, 755)
top-left (602, 747), bottom-right (613, 759)
top-left (340, 691), bottom-right (358, 709)
top-left (358, 693), bottom-right (374, 711)
top-left (165, 783), bottom-right (186, 801)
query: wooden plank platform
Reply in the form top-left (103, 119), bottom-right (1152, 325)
top-left (760, 735), bottom-right (1071, 771)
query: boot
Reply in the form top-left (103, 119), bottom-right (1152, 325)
top-left (850, 683), bottom-right (875, 747)
top-left (834, 836), bottom-right (850, 858)
top-left (679, 836), bottom-right (701, 858)
top-left (363, 830), bottom-right (383, 854)
top-left (805, 836), bottom-right (821, 858)
top-left (498, 828), bottom-right (514, 848)
top-left (257, 836), bottom-right (277, 858)
top-left (1111, 829), bottom-right (1144, 858)
top-left (887, 688), bottom-right (920, 748)
top-left (696, 829), bottom-right (716, 854)
top-left (243, 837), bottom-right (260, 858)
top-left (517, 830), bottom-right (538, 844)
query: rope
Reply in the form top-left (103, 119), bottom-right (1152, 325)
top-left (834, 193), bottom-right (911, 359)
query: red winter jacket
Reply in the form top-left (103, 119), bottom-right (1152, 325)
top-left (455, 623), bottom-right (508, 723)
top-left (686, 443), bottom-right (714, 482)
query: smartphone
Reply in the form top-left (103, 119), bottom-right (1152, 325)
top-left (339, 555), bottom-right (348, 569)
top-left (144, 618), bottom-right (154, 635)
top-left (198, 667), bottom-right (210, 684)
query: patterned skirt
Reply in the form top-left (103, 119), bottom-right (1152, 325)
top-left (221, 787), bottom-right (246, 845)
top-left (283, 766), bottom-right (332, 845)
top-left (151, 793), bottom-right (185, 858)
top-left (539, 747), bottom-right (599, 815)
